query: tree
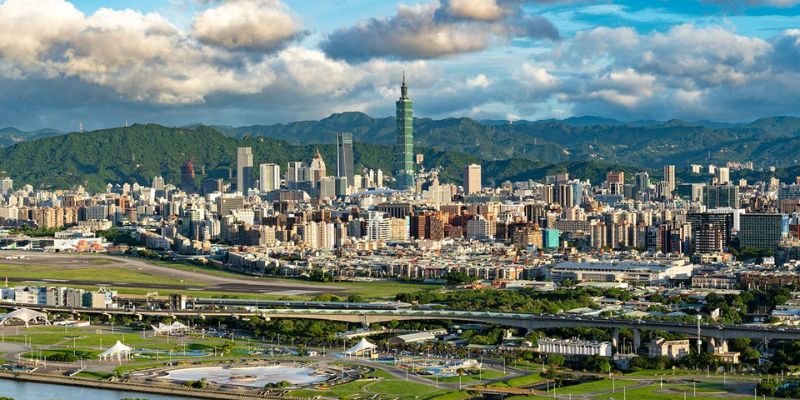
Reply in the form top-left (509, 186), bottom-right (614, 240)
top-left (444, 271), bottom-right (476, 285)
top-left (546, 354), bottom-right (565, 367)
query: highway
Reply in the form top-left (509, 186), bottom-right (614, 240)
top-left (11, 303), bottom-right (800, 341)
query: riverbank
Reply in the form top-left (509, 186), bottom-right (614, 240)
top-left (0, 370), bottom-right (308, 400)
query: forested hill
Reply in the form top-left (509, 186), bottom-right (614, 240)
top-left (0, 124), bottom-right (646, 192)
top-left (215, 113), bottom-right (800, 169)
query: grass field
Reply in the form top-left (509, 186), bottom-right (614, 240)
top-left (290, 377), bottom-right (448, 400)
top-left (0, 262), bottom-right (201, 286)
top-left (489, 372), bottom-right (545, 388)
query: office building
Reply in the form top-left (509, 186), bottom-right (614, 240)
top-left (395, 74), bottom-right (415, 190)
top-left (694, 223), bottom-right (724, 254)
top-left (336, 132), bottom-right (354, 187)
top-left (739, 213), bottom-right (788, 251)
top-left (664, 165), bottom-right (676, 194)
top-left (151, 176), bottom-right (164, 191)
top-left (259, 163), bottom-right (280, 192)
top-left (634, 171), bottom-right (650, 196)
top-left (703, 185), bottom-right (739, 209)
top-left (715, 167), bottom-right (730, 185)
top-left (308, 150), bottom-right (327, 186)
top-left (687, 212), bottom-right (734, 246)
top-left (236, 147), bottom-right (253, 192)
top-left (558, 184), bottom-right (574, 209)
top-left (464, 164), bottom-right (481, 194)
top-left (180, 160), bottom-right (196, 194)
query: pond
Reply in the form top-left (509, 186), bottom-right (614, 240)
top-left (159, 365), bottom-right (330, 388)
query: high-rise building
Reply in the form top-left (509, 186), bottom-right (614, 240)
top-left (464, 164), bottom-right (482, 194)
top-left (394, 74), bottom-right (415, 190)
top-left (287, 161), bottom-right (304, 185)
top-left (664, 165), bottom-right (676, 194)
top-left (634, 171), bottom-right (650, 196)
top-left (151, 176), bottom-right (164, 191)
top-left (558, 184), bottom-right (574, 209)
top-left (715, 167), bottom-right (730, 185)
top-left (336, 132), bottom-right (354, 187)
top-left (739, 213), bottom-right (788, 251)
top-left (259, 163), bottom-right (280, 192)
top-left (180, 160), bottom-right (196, 193)
top-left (308, 150), bottom-right (327, 186)
top-left (236, 147), bottom-right (253, 193)
top-left (703, 185), bottom-right (740, 209)
top-left (0, 177), bottom-right (13, 196)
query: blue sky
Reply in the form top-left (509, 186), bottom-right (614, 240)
top-left (2, 0), bottom-right (800, 130)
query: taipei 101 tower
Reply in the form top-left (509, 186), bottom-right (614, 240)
top-left (394, 73), bottom-right (415, 190)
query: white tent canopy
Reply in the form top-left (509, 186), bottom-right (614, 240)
top-left (344, 338), bottom-right (377, 357)
top-left (0, 308), bottom-right (50, 327)
top-left (151, 321), bottom-right (189, 336)
top-left (98, 340), bottom-right (132, 362)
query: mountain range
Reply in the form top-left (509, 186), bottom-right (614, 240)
top-left (2, 114), bottom-right (800, 191)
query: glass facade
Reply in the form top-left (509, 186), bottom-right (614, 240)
top-left (395, 77), bottom-right (415, 190)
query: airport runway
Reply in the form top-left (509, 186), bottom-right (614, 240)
top-left (0, 251), bottom-right (341, 295)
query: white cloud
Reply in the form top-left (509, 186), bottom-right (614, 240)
top-left (193, 0), bottom-right (304, 52)
top-left (0, 0), bottom-right (83, 64)
top-left (444, 0), bottom-right (505, 22)
top-left (321, 0), bottom-right (557, 61)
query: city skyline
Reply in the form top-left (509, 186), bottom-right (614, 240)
top-left (1, 0), bottom-right (800, 130)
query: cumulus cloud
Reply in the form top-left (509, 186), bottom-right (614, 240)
top-left (193, 0), bottom-right (305, 52)
top-left (321, 0), bottom-right (558, 61)
top-left (441, 0), bottom-right (505, 21)
top-left (0, 0), bottom-right (297, 104)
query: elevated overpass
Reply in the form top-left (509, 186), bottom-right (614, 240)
top-left (12, 304), bottom-right (800, 342)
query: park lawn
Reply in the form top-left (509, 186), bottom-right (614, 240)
top-left (428, 391), bottom-right (473, 400)
top-left (291, 377), bottom-right (448, 400)
top-left (591, 383), bottom-right (739, 400)
top-left (75, 370), bottom-right (113, 380)
top-left (0, 263), bottom-right (202, 287)
top-left (489, 373), bottom-right (545, 388)
top-left (369, 379), bottom-right (447, 398)
top-left (551, 378), bottom-right (636, 395)
top-left (289, 378), bottom-right (374, 398)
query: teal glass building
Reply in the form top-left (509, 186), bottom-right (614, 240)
top-left (395, 75), bottom-right (415, 190)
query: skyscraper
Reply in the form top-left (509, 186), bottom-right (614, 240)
top-left (464, 164), bottom-right (482, 194)
top-left (664, 165), bottom-right (676, 194)
top-left (336, 132), bottom-right (354, 187)
top-left (395, 74), bottom-right (415, 190)
top-left (180, 160), bottom-right (196, 193)
top-left (259, 163), bottom-right (280, 192)
top-left (308, 150), bottom-right (327, 186)
top-left (236, 147), bottom-right (253, 193)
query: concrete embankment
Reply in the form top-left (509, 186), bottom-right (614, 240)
top-left (0, 371), bottom-right (308, 400)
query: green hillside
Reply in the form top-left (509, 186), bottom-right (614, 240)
top-left (215, 112), bottom-right (800, 169)
top-left (0, 124), bottom-right (646, 191)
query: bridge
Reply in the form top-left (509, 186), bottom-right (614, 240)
top-left (13, 303), bottom-right (800, 344)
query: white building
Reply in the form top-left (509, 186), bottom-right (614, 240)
top-left (548, 260), bottom-right (696, 285)
top-left (537, 337), bottom-right (612, 357)
top-left (259, 163), bottom-right (281, 192)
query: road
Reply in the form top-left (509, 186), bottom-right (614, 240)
top-left (0, 251), bottom-right (341, 295)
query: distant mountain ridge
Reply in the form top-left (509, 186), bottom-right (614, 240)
top-left (0, 127), bottom-right (62, 147)
top-left (4, 114), bottom-right (800, 190)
